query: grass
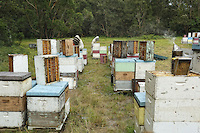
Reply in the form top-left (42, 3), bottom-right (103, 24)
top-left (0, 36), bottom-right (192, 133)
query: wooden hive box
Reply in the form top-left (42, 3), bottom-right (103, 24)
top-left (114, 80), bottom-right (132, 91)
top-left (134, 115), bottom-right (144, 133)
top-left (127, 41), bottom-right (138, 55)
top-left (34, 55), bottom-right (59, 85)
top-left (74, 45), bottom-right (80, 57)
top-left (134, 92), bottom-right (145, 126)
top-left (59, 54), bottom-right (78, 73)
top-left (132, 79), bottom-right (145, 93)
top-left (65, 39), bottom-right (74, 56)
top-left (171, 57), bottom-right (191, 75)
top-left (139, 41), bottom-right (154, 61)
top-left (100, 55), bottom-right (107, 64)
top-left (8, 54), bottom-right (28, 72)
top-left (37, 39), bottom-right (57, 55)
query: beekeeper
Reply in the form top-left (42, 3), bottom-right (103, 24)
top-left (91, 36), bottom-right (99, 55)
top-left (73, 35), bottom-right (84, 49)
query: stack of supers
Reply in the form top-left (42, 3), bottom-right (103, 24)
top-left (0, 72), bottom-right (32, 128)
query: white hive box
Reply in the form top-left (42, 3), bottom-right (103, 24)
top-left (188, 32), bottom-right (192, 37)
top-left (114, 81), bottom-right (132, 91)
top-left (34, 55), bottom-right (60, 85)
top-left (80, 51), bottom-right (83, 58)
top-left (92, 53), bottom-right (100, 58)
top-left (59, 54), bottom-right (78, 73)
top-left (37, 39), bottom-right (58, 55)
top-left (138, 82), bottom-right (145, 92)
top-left (192, 51), bottom-right (200, 73)
top-left (135, 59), bottom-right (156, 79)
top-left (181, 37), bottom-right (188, 44)
top-left (78, 57), bottom-right (84, 72)
top-left (0, 72), bottom-right (32, 97)
top-left (60, 77), bottom-right (75, 89)
top-left (0, 111), bottom-right (26, 128)
top-left (82, 48), bottom-right (87, 55)
top-left (26, 84), bottom-right (67, 112)
top-left (65, 98), bottom-right (70, 116)
top-left (93, 43), bottom-right (100, 50)
top-left (8, 54), bottom-right (28, 72)
top-left (145, 92), bottom-right (200, 122)
top-left (100, 46), bottom-right (107, 54)
top-left (145, 71), bottom-right (200, 100)
top-left (144, 110), bottom-right (200, 133)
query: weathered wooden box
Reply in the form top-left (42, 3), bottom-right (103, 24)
top-left (134, 92), bottom-right (145, 125)
top-left (172, 50), bottom-right (183, 58)
top-left (115, 58), bottom-right (135, 72)
top-left (64, 39), bottom-right (74, 56)
top-left (26, 82), bottom-right (68, 112)
top-left (0, 96), bottom-right (26, 112)
top-left (0, 111), bottom-right (26, 128)
top-left (37, 39), bottom-right (57, 55)
top-left (144, 110), bottom-right (200, 133)
top-left (145, 71), bottom-right (200, 100)
top-left (114, 81), bottom-right (132, 91)
top-left (8, 54), bottom-right (28, 72)
top-left (0, 72), bottom-right (32, 97)
top-left (115, 72), bottom-right (134, 81)
top-left (100, 54), bottom-right (107, 64)
top-left (132, 79), bottom-right (145, 93)
top-left (139, 41), bottom-right (154, 61)
top-left (127, 41), bottom-right (138, 55)
top-left (59, 54), bottom-right (78, 73)
top-left (192, 51), bottom-right (200, 73)
top-left (135, 59), bottom-right (156, 79)
top-left (113, 41), bottom-right (127, 58)
top-left (171, 57), bottom-right (191, 75)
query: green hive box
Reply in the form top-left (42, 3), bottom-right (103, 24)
top-left (115, 58), bottom-right (135, 72)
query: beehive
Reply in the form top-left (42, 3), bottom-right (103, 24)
top-left (192, 51), bottom-right (200, 73)
top-left (144, 71), bottom-right (200, 133)
top-left (134, 92), bottom-right (145, 125)
top-left (37, 39), bottom-right (57, 55)
top-left (26, 81), bottom-right (69, 130)
top-left (78, 57), bottom-right (84, 72)
top-left (8, 54), bottom-right (28, 72)
top-left (127, 41), bottom-right (138, 55)
top-left (139, 41), bottom-right (154, 61)
top-left (74, 45), bottom-right (80, 57)
top-left (188, 37), bottom-right (193, 44)
top-left (34, 55), bottom-right (59, 85)
top-left (59, 54), bottom-right (78, 73)
top-left (171, 57), bottom-right (191, 75)
top-left (135, 59), bottom-right (156, 79)
top-left (113, 41), bottom-right (127, 58)
top-left (0, 72), bottom-right (32, 128)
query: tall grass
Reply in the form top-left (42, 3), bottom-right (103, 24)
top-left (0, 36), bottom-right (191, 133)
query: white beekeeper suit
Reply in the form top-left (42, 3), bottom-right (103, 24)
top-left (73, 35), bottom-right (84, 49)
top-left (91, 36), bottom-right (99, 55)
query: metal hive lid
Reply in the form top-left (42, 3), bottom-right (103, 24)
top-left (0, 72), bottom-right (31, 81)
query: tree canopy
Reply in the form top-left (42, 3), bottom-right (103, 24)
top-left (0, 0), bottom-right (199, 46)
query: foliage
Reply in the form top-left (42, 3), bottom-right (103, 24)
top-left (0, 0), bottom-right (200, 45)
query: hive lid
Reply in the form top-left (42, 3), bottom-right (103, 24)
top-left (26, 81), bottom-right (68, 96)
top-left (0, 72), bottom-right (31, 81)
top-left (115, 58), bottom-right (135, 63)
top-left (135, 59), bottom-right (156, 63)
top-left (134, 92), bottom-right (146, 107)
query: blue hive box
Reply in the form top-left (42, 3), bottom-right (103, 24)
top-left (134, 92), bottom-right (146, 107)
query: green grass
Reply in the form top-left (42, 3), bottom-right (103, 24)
top-left (0, 36), bottom-right (192, 133)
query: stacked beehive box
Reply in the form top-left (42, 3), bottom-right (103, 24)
top-left (100, 46), bottom-right (107, 64)
top-left (181, 32), bottom-right (200, 44)
top-left (82, 48), bottom-right (88, 65)
top-left (59, 54), bottom-right (78, 89)
top-left (37, 39), bottom-right (58, 55)
top-left (114, 58), bottom-right (135, 91)
top-left (92, 43), bottom-right (100, 59)
top-left (134, 92), bottom-right (145, 133)
top-left (191, 36), bottom-right (200, 73)
top-left (144, 71), bottom-right (200, 133)
top-left (0, 72), bottom-right (32, 128)
top-left (26, 81), bottom-right (69, 130)
top-left (8, 54), bottom-right (29, 72)
top-left (127, 41), bottom-right (138, 57)
top-left (78, 57), bottom-right (84, 72)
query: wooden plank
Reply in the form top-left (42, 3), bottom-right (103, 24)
top-left (50, 58), bottom-right (54, 82)
top-left (42, 40), bottom-right (46, 55)
top-left (139, 41), bottom-right (147, 60)
top-left (8, 56), bottom-right (13, 72)
top-left (115, 72), bottom-right (134, 81)
top-left (55, 57), bottom-right (59, 81)
top-left (45, 58), bottom-right (50, 83)
top-left (0, 96), bottom-right (26, 112)
top-left (65, 86), bottom-right (69, 102)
